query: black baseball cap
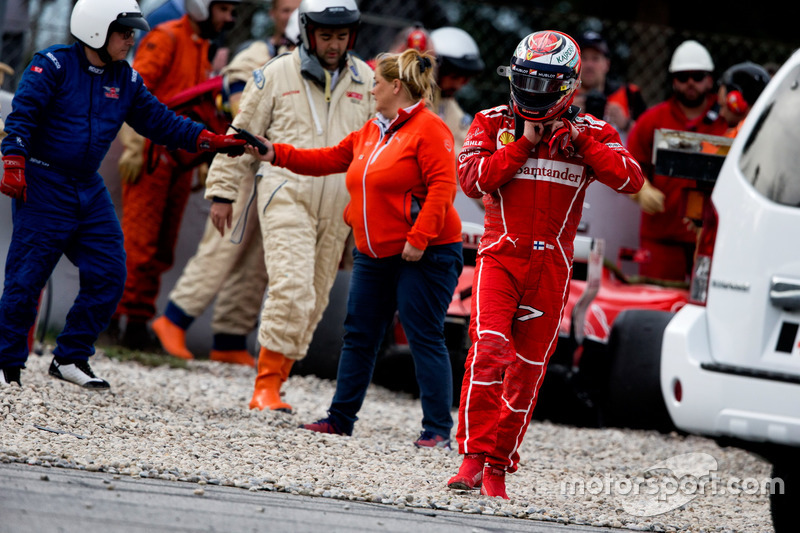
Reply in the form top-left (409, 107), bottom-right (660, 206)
top-left (578, 31), bottom-right (609, 56)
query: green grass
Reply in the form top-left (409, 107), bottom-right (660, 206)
top-left (37, 327), bottom-right (189, 369)
top-left (98, 344), bottom-right (189, 369)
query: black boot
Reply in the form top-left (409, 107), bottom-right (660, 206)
top-left (121, 319), bottom-right (161, 352)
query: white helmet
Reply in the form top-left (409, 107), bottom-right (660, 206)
top-left (298, 0), bottom-right (360, 53)
top-left (669, 40), bottom-right (714, 73)
top-left (285, 8), bottom-right (301, 47)
top-left (430, 27), bottom-right (484, 75)
top-left (185, 0), bottom-right (242, 23)
top-left (70, 0), bottom-right (149, 49)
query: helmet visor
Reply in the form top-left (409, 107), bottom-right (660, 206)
top-left (509, 69), bottom-right (576, 95)
top-left (511, 86), bottom-right (565, 111)
top-left (303, 7), bottom-right (360, 28)
top-left (116, 13), bottom-right (150, 32)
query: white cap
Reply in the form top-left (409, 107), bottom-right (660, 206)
top-left (669, 40), bottom-right (714, 73)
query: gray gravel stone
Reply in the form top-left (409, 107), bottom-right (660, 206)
top-left (0, 351), bottom-right (775, 532)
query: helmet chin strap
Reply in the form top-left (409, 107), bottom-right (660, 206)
top-left (91, 30), bottom-right (115, 65)
top-left (513, 104), bottom-right (526, 141)
top-left (511, 99), bottom-right (536, 140)
top-left (512, 99), bottom-right (580, 141)
top-left (97, 46), bottom-right (113, 65)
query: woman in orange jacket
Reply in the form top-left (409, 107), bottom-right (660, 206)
top-left (234, 48), bottom-right (462, 448)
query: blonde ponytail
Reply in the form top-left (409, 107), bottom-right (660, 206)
top-left (376, 48), bottom-right (437, 103)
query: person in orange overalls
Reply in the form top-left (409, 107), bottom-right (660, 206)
top-left (113, 0), bottom-right (240, 349)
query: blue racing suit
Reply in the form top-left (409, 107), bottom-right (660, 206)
top-left (0, 42), bottom-right (204, 368)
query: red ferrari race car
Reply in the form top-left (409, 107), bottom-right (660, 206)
top-left (367, 220), bottom-right (690, 429)
top-left (537, 235), bottom-right (688, 429)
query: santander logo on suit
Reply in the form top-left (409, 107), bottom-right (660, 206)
top-left (515, 158), bottom-right (585, 186)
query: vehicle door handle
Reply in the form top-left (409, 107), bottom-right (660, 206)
top-left (769, 276), bottom-right (800, 310)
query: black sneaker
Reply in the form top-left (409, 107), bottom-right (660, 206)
top-left (0, 367), bottom-right (21, 386)
top-left (49, 358), bottom-right (110, 390)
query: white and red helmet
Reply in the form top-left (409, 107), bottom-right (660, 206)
top-left (499, 30), bottom-right (582, 122)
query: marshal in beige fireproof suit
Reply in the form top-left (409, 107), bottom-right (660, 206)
top-left (167, 41), bottom-right (276, 340)
top-left (204, 47), bottom-right (375, 360)
top-left (434, 92), bottom-right (472, 154)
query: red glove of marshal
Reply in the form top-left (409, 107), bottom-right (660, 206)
top-left (196, 129), bottom-right (247, 156)
top-left (1, 155), bottom-right (27, 201)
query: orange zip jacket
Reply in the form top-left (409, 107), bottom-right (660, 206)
top-left (272, 102), bottom-right (461, 258)
top-left (133, 15), bottom-right (211, 103)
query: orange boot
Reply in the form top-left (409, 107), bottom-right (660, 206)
top-left (249, 348), bottom-right (292, 412)
top-left (280, 356), bottom-right (294, 382)
top-left (209, 349), bottom-right (256, 367)
top-left (152, 316), bottom-right (194, 360)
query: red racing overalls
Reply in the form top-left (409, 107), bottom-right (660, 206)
top-left (456, 104), bottom-right (644, 471)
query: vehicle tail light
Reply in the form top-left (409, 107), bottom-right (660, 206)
top-left (673, 378), bottom-right (683, 403)
top-left (689, 200), bottom-right (719, 305)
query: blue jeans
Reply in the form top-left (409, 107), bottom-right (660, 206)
top-left (328, 242), bottom-right (463, 437)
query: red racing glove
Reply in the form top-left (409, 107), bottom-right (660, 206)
top-left (196, 129), bottom-right (247, 157)
top-left (1, 155), bottom-right (27, 201)
top-left (547, 120), bottom-right (575, 158)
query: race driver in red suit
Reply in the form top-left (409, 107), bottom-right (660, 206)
top-left (446, 30), bottom-right (645, 499)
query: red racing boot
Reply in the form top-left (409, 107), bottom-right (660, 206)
top-left (447, 453), bottom-right (485, 490)
top-left (480, 464), bottom-right (509, 499)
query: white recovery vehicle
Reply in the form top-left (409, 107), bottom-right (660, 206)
top-left (610, 49), bottom-right (800, 531)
